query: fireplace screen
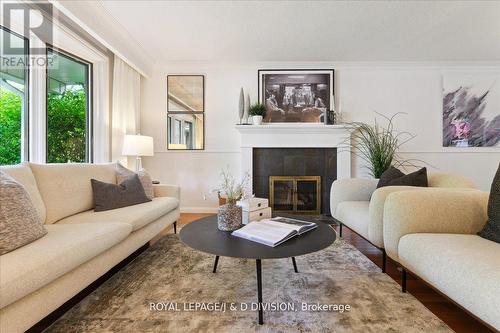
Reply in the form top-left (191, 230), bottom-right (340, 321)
top-left (269, 176), bottom-right (321, 214)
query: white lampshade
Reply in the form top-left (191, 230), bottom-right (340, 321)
top-left (122, 135), bottom-right (154, 156)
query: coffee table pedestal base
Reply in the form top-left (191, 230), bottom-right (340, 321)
top-left (256, 259), bottom-right (263, 325)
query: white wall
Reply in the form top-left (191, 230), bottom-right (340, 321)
top-left (141, 61), bottom-right (500, 212)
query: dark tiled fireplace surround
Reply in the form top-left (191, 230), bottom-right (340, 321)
top-left (252, 148), bottom-right (337, 215)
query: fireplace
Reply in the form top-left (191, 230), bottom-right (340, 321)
top-left (236, 123), bottom-right (351, 216)
top-left (253, 148), bottom-right (337, 215)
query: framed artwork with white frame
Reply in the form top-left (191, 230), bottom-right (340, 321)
top-left (442, 72), bottom-right (500, 148)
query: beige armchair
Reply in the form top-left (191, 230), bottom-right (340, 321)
top-left (330, 173), bottom-right (475, 272)
top-left (382, 189), bottom-right (499, 331)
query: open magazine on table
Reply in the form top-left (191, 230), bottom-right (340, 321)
top-left (231, 217), bottom-right (318, 247)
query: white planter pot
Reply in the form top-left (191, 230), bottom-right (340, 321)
top-left (252, 115), bottom-right (263, 125)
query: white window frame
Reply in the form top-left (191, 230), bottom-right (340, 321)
top-left (0, 26), bottom-right (30, 163)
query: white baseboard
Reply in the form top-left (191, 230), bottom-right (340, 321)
top-left (180, 206), bottom-right (218, 213)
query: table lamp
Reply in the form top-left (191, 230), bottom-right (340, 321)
top-left (122, 134), bottom-right (154, 171)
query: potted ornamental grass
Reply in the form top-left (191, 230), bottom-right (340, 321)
top-left (216, 168), bottom-right (250, 231)
top-left (249, 103), bottom-right (266, 125)
top-left (343, 112), bottom-right (419, 178)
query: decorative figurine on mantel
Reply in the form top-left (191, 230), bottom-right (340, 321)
top-left (244, 93), bottom-right (251, 124)
top-left (216, 168), bottom-right (250, 231)
top-left (325, 109), bottom-right (336, 125)
top-left (238, 87), bottom-right (245, 124)
top-left (324, 95), bottom-right (341, 125)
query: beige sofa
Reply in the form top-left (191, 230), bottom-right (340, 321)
top-left (330, 173), bottom-right (475, 271)
top-left (383, 189), bottom-right (500, 331)
top-left (0, 163), bottom-right (180, 333)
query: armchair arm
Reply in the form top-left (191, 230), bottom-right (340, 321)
top-left (330, 178), bottom-right (378, 218)
top-left (383, 189), bottom-right (488, 263)
top-left (368, 186), bottom-right (424, 248)
top-left (153, 184), bottom-right (180, 200)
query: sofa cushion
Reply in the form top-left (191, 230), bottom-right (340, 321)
top-left (57, 197), bottom-right (179, 231)
top-left (29, 163), bottom-right (116, 224)
top-left (335, 201), bottom-right (370, 239)
top-left (0, 223), bottom-right (132, 308)
top-left (428, 173), bottom-right (475, 188)
top-left (0, 163), bottom-right (46, 222)
top-left (0, 171), bottom-right (47, 255)
top-left (399, 233), bottom-right (500, 330)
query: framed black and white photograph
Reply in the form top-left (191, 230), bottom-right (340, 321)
top-left (258, 69), bottom-right (334, 123)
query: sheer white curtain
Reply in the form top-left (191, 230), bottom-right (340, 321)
top-left (112, 55), bottom-right (141, 166)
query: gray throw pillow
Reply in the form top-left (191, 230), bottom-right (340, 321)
top-left (0, 171), bottom-right (48, 255)
top-left (377, 166), bottom-right (405, 188)
top-left (115, 163), bottom-right (154, 200)
top-left (478, 163), bottom-right (500, 243)
top-left (91, 174), bottom-right (151, 212)
top-left (377, 166), bottom-right (428, 188)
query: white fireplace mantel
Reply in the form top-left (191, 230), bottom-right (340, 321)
top-left (235, 124), bottom-right (352, 191)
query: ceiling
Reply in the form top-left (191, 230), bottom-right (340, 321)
top-left (97, 0), bottom-right (500, 63)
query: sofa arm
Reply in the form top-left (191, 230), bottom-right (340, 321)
top-left (383, 189), bottom-right (488, 263)
top-left (153, 184), bottom-right (180, 200)
top-left (330, 178), bottom-right (378, 218)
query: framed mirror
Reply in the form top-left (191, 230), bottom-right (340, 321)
top-left (167, 75), bottom-right (204, 150)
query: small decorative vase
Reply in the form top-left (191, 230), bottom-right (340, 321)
top-left (252, 115), bottom-right (263, 125)
top-left (217, 202), bottom-right (242, 231)
top-left (455, 139), bottom-right (470, 148)
top-left (324, 110), bottom-right (336, 125)
top-left (244, 94), bottom-right (250, 124)
top-left (238, 88), bottom-right (245, 124)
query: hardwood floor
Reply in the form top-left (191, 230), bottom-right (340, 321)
top-left (150, 213), bottom-right (212, 244)
top-left (159, 213), bottom-right (493, 333)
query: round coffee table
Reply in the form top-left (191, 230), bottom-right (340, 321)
top-left (179, 215), bottom-right (336, 324)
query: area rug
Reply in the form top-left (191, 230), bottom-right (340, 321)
top-left (46, 235), bottom-right (452, 332)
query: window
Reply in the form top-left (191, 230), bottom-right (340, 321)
top-left (167, 75), bottom-right (204, 150)
top-left (46, 48), bottom-right (92, 163)
top-left (0, 27), bottom-right (29, 165)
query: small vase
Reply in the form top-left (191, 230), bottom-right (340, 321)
top-left (252, 115), bottom-right (263, 125)
top-left (455, 139), bottom-right (470, 148)
top-left (238, 88), bottom-right (244, 124)
top-left (217, 202), bottom-right (242, 231)
top-left (243, 94), bottom-right (250, 124)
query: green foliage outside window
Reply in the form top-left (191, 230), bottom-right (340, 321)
top-left (0, 88), bottom-right (22, 165)
top-left (0, 88), bottom-right (87, 165)
top-left (47, 89), bottom-right (87, 163)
